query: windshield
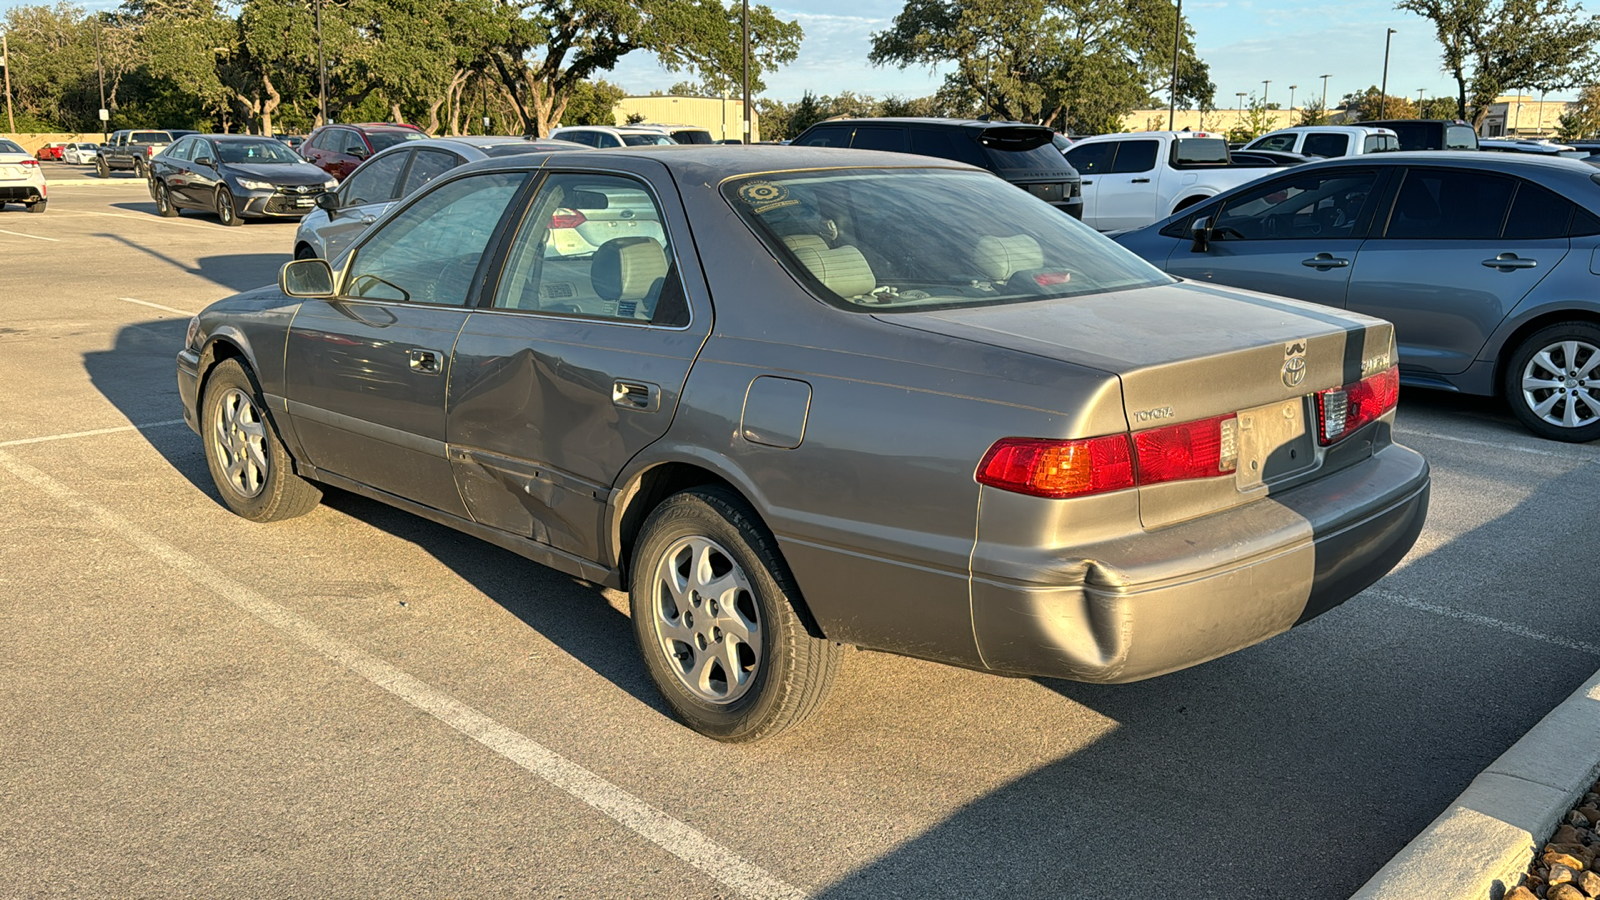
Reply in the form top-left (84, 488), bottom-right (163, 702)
top-left (723, 169), bottom-right (1170, 311)
top-left (622, 134), bottom-right (676, 146)
top-left (218, 140), bottom-right (301, 164)
top-left (368, 131), bottom-right (425, 152)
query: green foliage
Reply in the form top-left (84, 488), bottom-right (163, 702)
top-left (1397, 0), bottom-right (1600, 125)
top-left (1556, 84), bottom-right (1600, 139)
top-left (1340, 86), bottom-right (1418, 120)
top-left (869, 0), bottom-right (1213, 133)
top-left (1233, 93), bottom-right (1275, 140)
top-left (1298, 98), bottom-right (1329, 126)
top-left (562, 79), bottom-right (626, 126)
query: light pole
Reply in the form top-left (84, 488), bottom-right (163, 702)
top-left (741, 0), bottom-right (751, 143)
top-left (1288, 84), bottom-right (1297, 111)
top-left (1320, 73), bottom-right (1331, 112)
top-left (1379, 28), bottom-right (1396, 119)
top-left (96, 19), bottom-right (107, 140)
top-left (1262, 79), bottom-right (1270, 111)
top-left (1235, 90), bottom-right (1246, 131)
top-left (1168, 0), bottom-right (1183, 130)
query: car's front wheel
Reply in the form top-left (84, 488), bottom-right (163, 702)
top-left (95, 155), bottom-right (109, 177)
top-left (630, 487), bottom-right (841, 742)
top-left (293, 243), bottom-right (317, 260)
top-left (215, 187), bottom-right (242, 226)
top-left (1504, 322), bottom-right (1600, 443)
top-left (201, 359), bottom-right (321, 521)
top-left (155, 182), bottom-right (179, 217)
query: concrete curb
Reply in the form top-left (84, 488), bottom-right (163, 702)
top-left (1352, 666), bottom-right (1600, 899)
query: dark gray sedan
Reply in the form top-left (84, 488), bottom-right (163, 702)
top-left (149, 135), bottom-right (336, 225)
top-left (1113, 152), bottom-right (1600, 442)
top-left (176, 147), bottom-right (1429, 741)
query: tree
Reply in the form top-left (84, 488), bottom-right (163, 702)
top-left (561, 78), bottom-right (625, 126)
top-left (869, 0), bottom-right (1213, 133)
top-left (1557, 83), bottom-right (1600, 138)
top-left (1340, 86), bottom-right (1418, 120)
top-left (1396, 0), bottom-right (1600, 125)
top-left (1226, 93), bottom-right (1275, 141)
top-left (1298, 97), bottom-right (1329, 126)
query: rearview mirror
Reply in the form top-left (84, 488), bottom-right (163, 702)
top-left (1189, 216), bottom-right (1212, 253)
top-left (280, 258), bottom-right (335, 298)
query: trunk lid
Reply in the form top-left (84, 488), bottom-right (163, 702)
top-left (880, 281), bottom-right (1397, 527)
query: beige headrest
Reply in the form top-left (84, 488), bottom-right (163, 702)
top-left (781, 234), bottom-right (830, 254)
top-left (790, 244), bottom-right (875, 297)
top-left (972, 234), bottom-right (1044, 282)
top-left (593, 237), bottom-right (669, 302)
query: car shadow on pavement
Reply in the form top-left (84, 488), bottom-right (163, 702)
top-left (85, 320), bottom-right (671, 720)
top-left (809, 459), bottom-right (1600, 899)
top-left (109, 200), bottom-right (221, 222)
top-left (96, 232), bottom-right (287, 293)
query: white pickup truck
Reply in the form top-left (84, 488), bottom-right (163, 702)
top-left (1064, 131), bottom-right (1283, 232)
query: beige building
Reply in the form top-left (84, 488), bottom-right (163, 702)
top-left (611, 95), bottom-right (760, 142)
top-left (1118, 108), bottom-right (1301, 134)
top-left (1479, 95), bottom-right (1570, 138)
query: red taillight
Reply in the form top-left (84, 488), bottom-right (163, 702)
top-left (977, 435), bottom-right (1135, 499)
top-left (1316, 367), bottom-right (1399, 445)
top-left (1134, 414), bottom-right (1238, 485)
top-left (549, 209), bottom-right (586, 229)
top-left (20, 158), bottom-right (39, 167)
top-left (977, 414), bottom-right (1238, 499)
top-left (1032, 272), bottom-right (1073, 286)
top-left (146, 146), bottom-right (156, 157)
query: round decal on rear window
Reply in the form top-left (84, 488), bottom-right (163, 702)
top-left (738, 180), bottom-right (798, 213)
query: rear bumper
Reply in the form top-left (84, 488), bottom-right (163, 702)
top-left (970, 443), bottom-right (1430, 683)
top-left (0, 184), bottom-right (45, 202)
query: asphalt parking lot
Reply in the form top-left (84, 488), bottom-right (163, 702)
top-left (2, 176), bottom-right (1598, 899)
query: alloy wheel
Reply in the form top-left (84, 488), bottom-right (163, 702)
top-left (1520, 339), bottom-right (1600, 430)
top-left (210, 387), bottom-right (268, 498)
top-left (650, 535), bottom-right (763, 704)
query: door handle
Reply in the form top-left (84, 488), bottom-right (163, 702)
top-left (1080, 179), bottom-right (1094, 186)
top-left (1131, 177), bottom-right (1151, 183)
top-left (407, 348), bottom-right (444, 375)
top-left (1481, 253), bottom-right (1538, 270)
top-left (612, 380), bottom-right (660, 412)
top-left (1301, 254), bottom-right (1350, 269)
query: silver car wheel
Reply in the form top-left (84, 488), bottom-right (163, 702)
top-left (1520, 339), bottom-right (1600, 430)
top-left (211, 387), bottom-right (268, 499)
top-left (650, 535), bottom-right (763, 705)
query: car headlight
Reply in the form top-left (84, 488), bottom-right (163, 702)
top-left (184, 316), bottom-right (202, 351)
top-left (236, 178), bottom-right (273, 190)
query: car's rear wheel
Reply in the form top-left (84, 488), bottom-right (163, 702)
top-left (201, 359), bottom-right (321, 521)
top-left (25, 200), bottom-right (46, 214)
top-left (133, 158), bottom-right (147, 179)
top-left (215, 187), bottom-right (242, 226)
top-left (155, 182), bottom-right (179, 217)
top-left (95, 155), bottom-right (109, 177)
top-left (630, 487), bottom-right (841, 742)
top-left (1503, 322), bottom-right (1600, 443)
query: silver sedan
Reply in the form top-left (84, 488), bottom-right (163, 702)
top-left (178, 147), bottom-right (1429, 741)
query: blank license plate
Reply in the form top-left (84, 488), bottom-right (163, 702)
top-left (1235, 399), bottom-right (1313, 489)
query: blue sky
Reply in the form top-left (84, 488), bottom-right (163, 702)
top-left (7, 0), bottom-right (1596, 107)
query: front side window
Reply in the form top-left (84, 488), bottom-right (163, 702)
top-left (1382, 168), bottom-right (1515, 240)
top-left (1302, 133), bottom-right (1349, 158)
top-left (340, 151), bottom-right (409, 207)
top-left (343, 171), bottom-right (526, 306)
top-left (1212, 169), bottom-right (1381, 240)
top-left (342, 131), bottom-right (369, 155)
top-left (724, 168), bottom-right (1169, 311)
top-left (493, 173), bottom-right (687, 325)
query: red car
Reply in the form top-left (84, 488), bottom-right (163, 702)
top-left (298, 123), bottom-right (424, 182)
top-left (34, 143), bottom-right (65, 161)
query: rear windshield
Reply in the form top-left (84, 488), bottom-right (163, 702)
top-left (977, 126), bottom-right (1071, 173)
top-left (132, 132), bottom-right (172, 143)
top-left (1172, 137), bottom-right (1230, 165)
top-left (723, 168), bottom-right (1169, 312)
top-left (622, 134), bottom-right (676, 146)
top-left (1364, 134), bottom-right (1399, 153)
top-left (368, 131), bottom-right (426, 152)
top-left (672, 130), bottom-right (715, 145)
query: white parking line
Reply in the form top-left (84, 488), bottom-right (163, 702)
top-left (0, 450), bottom-right (808, 900)
top-left (1395, 428), bottom-right (1584, 459)
top-left (52, 210), bottom-right (219, 231)
top-left (0, 229), bottom-right (60, 242)
top-left (1371, 589), bottom-right (1600, 656)
top-left (0, 419), bottom-right (187, 448)
top-left (117, 296), bottom-right (198, 317)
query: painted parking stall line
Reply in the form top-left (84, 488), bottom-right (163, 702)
top-left (117, 296), bottom-right (198, 317)
top-left (0, 449), bottom-right (810, 900)
top-left (0, 419), bottom-right (187, 448)
top-left (1370, 588), bottom-right (1600, 657)
top-left (0, 229), bottom-right (60, 242)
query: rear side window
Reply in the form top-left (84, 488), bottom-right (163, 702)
top-left (1251, 134), bottom-right (1299, 152)
top-left (1572, 206), bottom-right (1600, 237)
top-left (368, 131), bottom-right (424, 153)
top-left (340, 150), bottom-right (409, 207)
top-left (1065, 142), bottom-right (1115, 175)
top-left (166, 138), bottom-right (194, 161)
top-left (850, 126), bottom-right (909, 152)
top-left (795, 125), bottom-right (851, 148)
top-left (910, 128), bottom-right (987, 167)
top-left (1385, 123), bottom-right (1433, 150)
top-left (1109, 140), bottom-right (1158, 173)
top-left (403, 149), bottom-right (459, 196)
top-left (1383, 169), bottom-right (1515, 240)
top-left (1502, 181), bottom-right (1574, 240)
top-left (672, 130), bottom-right (714, 145)
top-left (1302, 133), bottom-right (1348, 157)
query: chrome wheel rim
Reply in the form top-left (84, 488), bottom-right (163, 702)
top-left (157, 185), bottom-right (169, 213)
top-left (218, 192), bottom-right (234, 223)
top-left (211, 388), bottom-right (268, 498)
top-left (1521, 339), bottom-right (1600, 430)
top-left (650, 535), bottom-right (762, 705)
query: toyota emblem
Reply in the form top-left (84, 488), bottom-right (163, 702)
top-left (1283, 340), bottom-right (1308, 388)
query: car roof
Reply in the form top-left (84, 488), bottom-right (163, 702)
top-left (1260, 125), bottom-right (1396, 134)
top-left (453, 144), bottom-right (981, 180)
top-left (806, 117), bottom-right (1048, 131)
top-left (1297, 149), bottom-right (1598, 173)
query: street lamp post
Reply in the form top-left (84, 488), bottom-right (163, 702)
top-left (741, 0), bottom-right (751, 144)
top-left (1379, 28), bottom-right (1396, 119)
top-left (1168, 0), bottom-right (1183, 130)
top-left (1417, 88), bottom-right (1425, 112)
top-left (96, 19), bottom-right (107, 141)
top-left (1320, 73), bottom-right (1331, 112)
top-left (1289, 84), bottom-right (1297, 112)
top-left (1235, 90), bottom-right (1246, 131)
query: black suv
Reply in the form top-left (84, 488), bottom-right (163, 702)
top-left (1362, 119), bottom-right (1479, 151)
top-left (791, 118), bottom-right (1083, 219)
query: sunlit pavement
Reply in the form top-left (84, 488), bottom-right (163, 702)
top-left (2, 183), bottom-right (1596, 898)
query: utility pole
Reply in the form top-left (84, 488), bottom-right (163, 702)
top-left (1379, 28), bottom-right (1396, 119)
top-left (1168, 0), bottom-right (1182, 130)
top-left (96, 19), bottom-right (107, 141)
top-left (2, 32), bottom-right (14, 135)
top-left (741, 0), bottom-right (751, 143)
top-left (316, 0), bottom-right (327, 126)
top-left (1417, 88), bottom-right (1425, 113)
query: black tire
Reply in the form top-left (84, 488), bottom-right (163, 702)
top-left (25, 200), bottom-right (46, 214)
top-left (95, 155), bottom-right (109, 177)
top-left (200, 359), bottom-right (321, 521)
top-left (293, 243), bottom-right (318, 260)
top-left (155, 182), bottom-right (179, 217)
top-left (133, 158), bottom-right (147, 179)
top-left (629, 487), bottom-right (841, 742)
top-left (215, 187), bottom-right (243, 226)
top-left (1502, 321), bottom-right (1600, 443)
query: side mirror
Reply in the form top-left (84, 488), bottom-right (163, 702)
top-left (194, 156), bottom-right (214, 168)
top-left (348, 148), bottom-right (368, 160)
top-left (315, 191), bottom-right (338, 211)
top-left (280, 258), bottom-right (336, 298)
top-left (1189, 216), bottom-right (1212, 253)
